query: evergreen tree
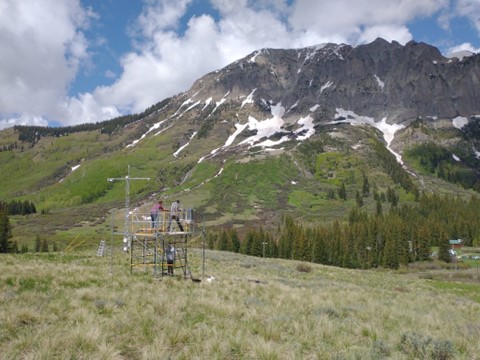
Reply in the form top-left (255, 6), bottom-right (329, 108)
top-left (415, 225), bottom-right (432, 261)
top-left (35, 235), bottom-right (41, 252)
top-left (382, 226), bottom-right (399, 269)
top-left (250, 228), bottom-right (264, 257)
top-left (311, 228), bottom-right (328, 264)
top-left (376, 199), bottom-right (383, 216)
top-left (387, 187), bottom-right (398, 206)
top-left (330, 220), bottom-right (343, 266)
top-left (338, 182), bottom-right (347, 200)
top-left (229, 229), bottom-right (240, 253)
top-left (278, 216), bottom-right (295, 259)
top-left (241, 230), bottom-right (255, 255)
top-left (362, 174), bottom-right (370, 197)
top-left (0, 211), bottom-right (13, 253)
top-left (356, 190), bottom-right (363, 207)
top-left (292, 224), bottom-right (310, 261)
top-left (41, 238), bottom-right (49, 252)
top-left (438, 237), bottom-right (451, 263)
top-left (206, 232), bottom-right (217, 250)
top-left (218, 230), bottom-right (229, 251)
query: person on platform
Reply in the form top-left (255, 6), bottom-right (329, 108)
top-left (167, 200), bottom-right (184, 232)
top-left (150, 200), bottom-right (166, 228)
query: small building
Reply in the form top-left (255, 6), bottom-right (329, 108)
top-left (449, 239), bottom-right (463, 249)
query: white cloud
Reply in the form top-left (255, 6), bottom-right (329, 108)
top-left (357, 24), bottom-right (412, 44)
top-left (135, 0), bottom-right (192, 37)
top-left (447, 42), bottom-right (480, 55)
top-left (0, 0), bottom-right (93, 128)
top-left (289, 0), bottom-right (447, 45)
top-left (0, 113), bottom-right (48, 130)
top-left (456, 0), bottom-right (480, 35)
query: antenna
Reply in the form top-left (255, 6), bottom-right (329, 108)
top-left (107, 165), bottom-right (150, 250)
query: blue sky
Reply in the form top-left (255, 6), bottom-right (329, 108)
top-left (1, 0), bottom-right (479, 129)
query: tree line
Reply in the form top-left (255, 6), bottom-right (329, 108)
top-left (406, 142), bottom-right (480, 192)
top-left (0, 200), bottom-right (36, 215)
top-left (0, 210), bottom-right (57, 254)
top-left (206, 193), bottom-right (480, 269)
top-left (12, 96), bottom-right (172, 146)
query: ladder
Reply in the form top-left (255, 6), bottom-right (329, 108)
top-left (96, 240), bottom-right (106, 257)
top-left (163, 236), bottom-right (193, 279)
top-left (175, 241), bottom-right (191, 279)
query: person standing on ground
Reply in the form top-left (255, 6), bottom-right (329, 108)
top-left (150, 200), bottom-right (166, 228)
top-left (168, 200), bottom-right (184, 232)
top-left (166, 242), bottom-right (176, 276)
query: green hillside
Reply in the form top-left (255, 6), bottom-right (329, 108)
top-left (1, 117), bottom-right (478, 251)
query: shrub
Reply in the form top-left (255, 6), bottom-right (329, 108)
top-left (296, 262), bottom-right (312, 273)
top-left (399, 332), bottom-right (455, 359)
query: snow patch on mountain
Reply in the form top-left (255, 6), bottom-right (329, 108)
top-left (173, 131), bottom-right (198, 158)
top-left (185, 101), bottom-right (200, 112)
top-left (214, 167), bottom-right (224, 177)
top-left (209, 91), bottom-right (230, 116)
top-left (126, 118), bottom-right (170, 148)
top-left (288, 101), bottom-right (298, 112)
top-left (59, 164), bottom-right (81, 183)
top-left (330, 109), bottom-right (405, 164)
top-left (320, 81), bottom-right (333, 93)
top-left (374, 75), bottom-right (385, 89)
top-left (240, 103), bottom-right (288, 148)
top-left (302, 44), bottom-right (327, 63)
top-left (226, 123), bottom-right (249, 147)
top-left (171, 98), bottom-right (193, 117)
top-left (295, 116), bottom-right (315, 141)
top-left (197, 122), bottom-right (250, 163)
top-left (452, 116), bottom-right (468, 129)
top-left (241, 89), bottom-right (257, 108)
top-left (202, 97), bottom-right (213, 110)
top-left (333, 45), bottom-right (345, 60)
top-left (248, 49), bottom-right (268, 63)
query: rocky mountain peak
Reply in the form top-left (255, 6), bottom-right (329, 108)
top-left (185, 38), bottom-right (479, 128)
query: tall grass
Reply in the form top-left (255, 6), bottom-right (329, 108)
top-left (1, 249), bottom-right (479, 359)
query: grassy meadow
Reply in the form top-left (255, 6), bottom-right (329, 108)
top-left (1, 248), bottom-right (480, 359)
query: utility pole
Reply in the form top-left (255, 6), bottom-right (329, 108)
top-left (107, 165), bottom-right (150, 250)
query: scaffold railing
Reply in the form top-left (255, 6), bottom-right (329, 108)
top-left (128, 208), bottom-right (195, 236)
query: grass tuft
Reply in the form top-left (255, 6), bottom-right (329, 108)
top-left (296, 262), bottom-right (313, 273)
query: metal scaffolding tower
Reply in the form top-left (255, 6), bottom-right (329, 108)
top-left (127, 208), bottom-right (195, 279)
top-left (106, 166), bottom-right (198, 279)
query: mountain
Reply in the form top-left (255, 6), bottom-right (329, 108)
top-left (1, 38), bottom-right (480, 244)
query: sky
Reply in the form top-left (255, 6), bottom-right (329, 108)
top-left (1, 0), bottom-right (480, 130)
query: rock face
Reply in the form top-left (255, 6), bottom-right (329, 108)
top-left (187, 38), bottom-right (480, 125)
